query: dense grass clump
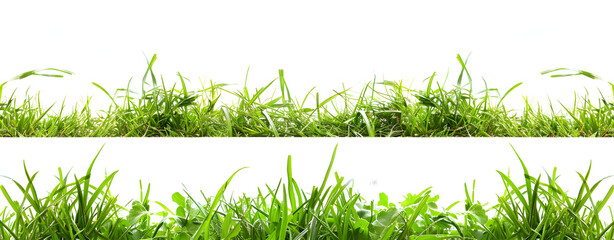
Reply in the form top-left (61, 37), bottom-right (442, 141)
top-left (1, 145), bottom-right (613, 239)
top-left (1, 54), bottom-right (613, 137)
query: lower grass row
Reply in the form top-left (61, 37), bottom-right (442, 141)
top-left (1, 145), bottom-right (613, 239)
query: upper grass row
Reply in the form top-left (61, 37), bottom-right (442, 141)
top-left (1, 54), bottom-right (612, 137)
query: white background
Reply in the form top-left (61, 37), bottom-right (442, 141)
top-left (1, 1), bottom-right (614, 110)
top-left (1, 1), bottom-right (614, 213)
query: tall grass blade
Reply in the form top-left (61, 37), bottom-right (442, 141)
top-left (191, 167), bottom-right (247, 240)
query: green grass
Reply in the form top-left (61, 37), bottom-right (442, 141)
top-left (1, 54), bottom-right (613, 137)
top-left (1, 145), bottom-right (613, 239)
